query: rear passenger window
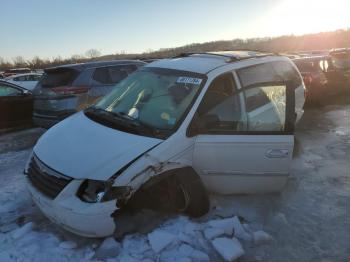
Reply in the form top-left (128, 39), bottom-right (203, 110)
top-left (271, 61), bottom-right (302, 89)
top-left (109, 66), bottom-right (129, 83)
top-left (237, 63), bottom-right (293, 133)
top-left (41, 68), bottom-right (79, 88)
top-left (238, 63), bottom-right (277, 87)
top-left (238, 61), bottom-right (302, 89)
top-left (15, 76), bottom-right (27, 81)
top-left (93, 67), bottom-right (112, 84)
top-left (93, 65), bottom-right (137, 85)
top-left (243, 84), bottom-right (286, 131)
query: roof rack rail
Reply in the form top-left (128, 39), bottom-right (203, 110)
top-left (173, 52), bottom-right (239, 61)
top-left (172, 50), bottom-right (279, 63)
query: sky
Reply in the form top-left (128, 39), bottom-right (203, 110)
top-left (1, 0), bottom-right (349, 60)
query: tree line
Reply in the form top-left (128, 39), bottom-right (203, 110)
top-left (1, 28), bottom-right (350, 71)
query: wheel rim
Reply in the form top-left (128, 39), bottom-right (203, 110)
top-left (175, 184), bottom-right (191, 212)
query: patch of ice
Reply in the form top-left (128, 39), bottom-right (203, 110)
top-left (212, 237), bottom-right (244, 261)
top-left (159, 248), bottom-right (191, 262)
top-left (140, 259), bottom-right (154, 262)
top-left (184, 222), bottom-right (203, 235)
top-left (191, 249), bottom-right (210, 262)
top-left (242, 223), bottom-right (252, 233)
top-left (94, 237), bottom-right (121, 259)
top-left (272, 212), bottom-right (289, 227)
top-left (253, 230), bottom-right (273, 245)
top-left (84, 250), bottom-right (95, 260)
top-left (112, 253), bottom-right (139, 262)
top-left (204, 227), bottom-right (226, 240)
top-left (0, 223), bottom-right (19, 233)
top-left (11, 222), bottom-right (33, 240)
top-left (178, 232), bottom-right (193, 244)
top-left (0, 251), bottom-right (12, 262)
top-left (178, 243), bottom-right (194, 256)
top-left (59, 241), bottom-right (77, 249)
top-left (231, 216), bottom-right (252, 241)
top-left (207, 217), bottom-right (235, 235)
top-left (148, 230), bottom-right (176, 253)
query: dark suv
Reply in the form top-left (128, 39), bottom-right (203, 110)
top-left (328, 49), bottom-right (350, 88)
top-left (33, 60), bottom-right (145, 128)
top-left (293, 56), bottom-right (328, 105)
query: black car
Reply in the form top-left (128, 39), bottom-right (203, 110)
top-left (293, 56), bottom-right (328, 105)
top-left (0, 80), bottom-right (33, 129)
top-left (328, 49), bottom-right (350, 90)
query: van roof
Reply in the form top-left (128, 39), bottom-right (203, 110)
top-left (46, 60), bottom-right (146, 72)
top-left (146, 51), bottom-right (279, 74)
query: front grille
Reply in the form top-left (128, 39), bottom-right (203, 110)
top-left (27, 155), bottom-right (72, 199)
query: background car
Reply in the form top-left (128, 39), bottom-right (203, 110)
top-left (5, 73), bottom-right (42, 91)
top-left (0, 80), bottom-right (33, 130)
top-left (32, 60), bottom-right (146, 128)
top-left (293, 56), bottom-right (328, 105)
top-left (327, 49), bottom-right (350, 91)
top-left (2, 68), bottom-right (32, 77)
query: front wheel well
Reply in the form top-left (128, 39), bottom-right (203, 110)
top-left (120, 166), bottom-right (210, 217)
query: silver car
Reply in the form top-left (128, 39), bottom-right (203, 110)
top-left (32, 60), bottom-right (146, 128)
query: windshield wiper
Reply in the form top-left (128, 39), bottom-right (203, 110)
top-left (85, 107), bottom-right (164, 137)
top-left (117, 111), bottom-right (159, 137)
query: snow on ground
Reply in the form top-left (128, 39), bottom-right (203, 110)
top-left (1, 96), bottom-right (350, 261)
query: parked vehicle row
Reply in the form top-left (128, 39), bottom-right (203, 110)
top-left (292, 48), bottom-right (350, 105)
top-left (1, 48), bottom-right (349, 131)
top-left (293, 56), bottom-right (329, 105)
top-left (24, 51), bottom-right (305, 237)
top-left (2, 67), bottom-right (32, 77)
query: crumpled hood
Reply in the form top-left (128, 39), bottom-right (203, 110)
top-left (34, 112), bottom-right (162, 180)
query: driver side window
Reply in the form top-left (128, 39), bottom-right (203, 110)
top-left (196, 73), bottom-right (242, 133)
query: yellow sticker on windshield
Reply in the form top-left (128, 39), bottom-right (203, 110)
top-left (161, 112), bottom-right (170, 120)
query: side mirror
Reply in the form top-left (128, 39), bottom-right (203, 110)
top-left (22, 90), bottom-right (31, 96)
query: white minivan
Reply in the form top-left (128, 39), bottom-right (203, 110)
top-left (25, 51), bottom-right (305, 237)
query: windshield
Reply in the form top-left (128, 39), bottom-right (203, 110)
top-left (88, 67), bottom-right (206, 138)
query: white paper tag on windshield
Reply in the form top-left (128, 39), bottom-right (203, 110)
top-left (176, 77), bottom-right (202, 85)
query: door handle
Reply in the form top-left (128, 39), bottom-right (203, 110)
top-left (266, 149), bottom-right (290, 158)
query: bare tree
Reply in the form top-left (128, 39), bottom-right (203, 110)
top-left (12, 56), bottom-right (27, 68)
top-left (70, 54), bottom-right (86, 63)
top-left (28, 56), bottom-right (45, 69)
top-left (85, 49), bottom-right (101, 58)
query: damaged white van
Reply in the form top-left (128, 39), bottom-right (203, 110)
top-left (25, 51), bottom-right (305, 237)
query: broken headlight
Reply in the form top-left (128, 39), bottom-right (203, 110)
top-left (78, 180), bottom-right (132, 203)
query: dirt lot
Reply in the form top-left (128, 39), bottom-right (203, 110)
top-left (0, 94), bottom-right (350, 261)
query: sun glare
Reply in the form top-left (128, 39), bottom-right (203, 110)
top-left (260, 0), bottom-right (350, 36)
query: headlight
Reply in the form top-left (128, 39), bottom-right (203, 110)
top-left (77, 180), bottom-right (132, 203)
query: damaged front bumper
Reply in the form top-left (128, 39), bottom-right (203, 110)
top-left (26, 178), bottom-right (117, 237)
